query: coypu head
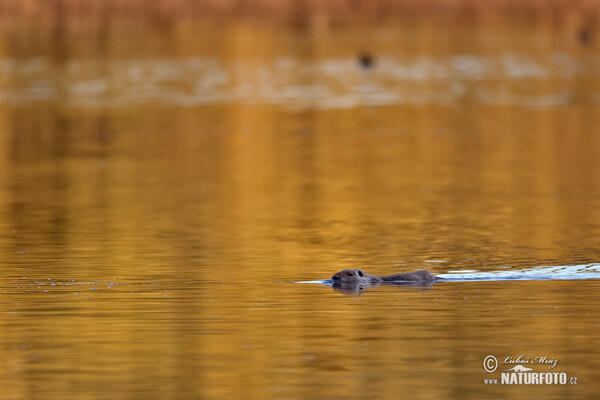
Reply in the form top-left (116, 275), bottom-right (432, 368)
top-left (331, 269), bottom-right (368, 283)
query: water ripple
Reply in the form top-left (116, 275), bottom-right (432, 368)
top-left (298, 264), bottom-right (600, 284)
top-left (0, 53), bottom-right (598, 109)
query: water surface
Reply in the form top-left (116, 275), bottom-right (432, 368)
top-left (0, 14), bottom-right (599, 400)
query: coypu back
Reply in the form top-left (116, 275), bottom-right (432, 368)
top-left (381, 270), bottom-right (438, 282)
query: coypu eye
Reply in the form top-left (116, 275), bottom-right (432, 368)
top-left (357, 270), bottom-right (364, 277)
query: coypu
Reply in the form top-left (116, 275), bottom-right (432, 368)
top-left (331, 269), bottom-right (439, 285)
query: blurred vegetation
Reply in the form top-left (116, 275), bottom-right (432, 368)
top-left (1, 0), bottom-right (600, 21)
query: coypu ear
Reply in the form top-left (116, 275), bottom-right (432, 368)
top-left (357, 270), bottom-right (364, 277)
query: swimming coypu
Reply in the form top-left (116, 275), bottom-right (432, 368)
top-left (331, 269), bottom-right (439, 285)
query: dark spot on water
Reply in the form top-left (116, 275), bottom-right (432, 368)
top-left (578, 28), bottom-right (592, 44)
top-left (358, 53), bottom-right (374, 69)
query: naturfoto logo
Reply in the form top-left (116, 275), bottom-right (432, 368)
top-left (482, 354), bottom-right (578, 385)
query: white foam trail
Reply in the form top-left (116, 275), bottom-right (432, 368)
top-left (438, 263), bottom-right (600, 281)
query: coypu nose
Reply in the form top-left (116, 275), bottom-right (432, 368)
top-left (332, 273), bottom-right (340, 281)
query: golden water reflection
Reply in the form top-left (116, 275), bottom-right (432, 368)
top-left (0, 14), bottom-right (599, 400)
